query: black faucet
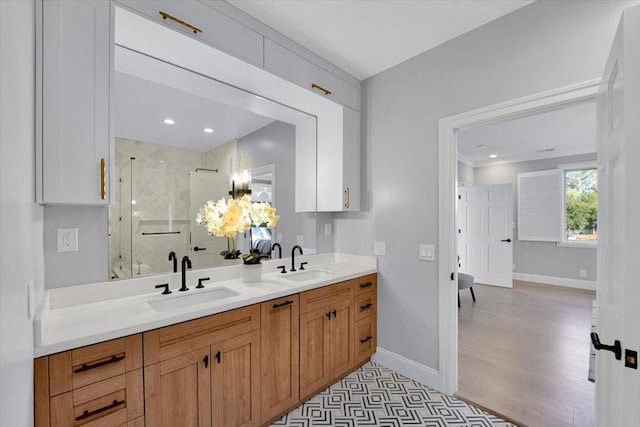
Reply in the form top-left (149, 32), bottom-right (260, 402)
top-left (271, 243), bottom-right (282, 259)
top-left (168, 251), bottom-right (177, 273)
top-left (180, 256), bottom-right (191, 291)
top-left (291, 245), bottom-right (303, 272)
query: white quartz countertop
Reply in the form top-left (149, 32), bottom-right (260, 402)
top-left (34, 253), bottom-right (377, 357)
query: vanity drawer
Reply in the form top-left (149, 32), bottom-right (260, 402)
top-left (354, 274), bottom-right (377, 297)
top-left (49, 370), bottom-right (143, 427)
top-left (300, 280), bottom-right (354, 314)
top-left (143, 304), bottom-right (260, 365)
top-left (355, 290), bottom-right (377, 322)
top-left (355, 316), bottom-right (377, 366)
top-left (48, 335), bottom-right (143, 396)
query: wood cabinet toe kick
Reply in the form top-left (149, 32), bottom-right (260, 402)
top-left (35, 273), bottom-right (377, 427)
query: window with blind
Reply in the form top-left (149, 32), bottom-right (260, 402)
top-left (518, 169), bottom-right (562, 242)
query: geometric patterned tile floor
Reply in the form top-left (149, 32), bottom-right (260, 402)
top-left (271, 362), bottom-right (515, 426)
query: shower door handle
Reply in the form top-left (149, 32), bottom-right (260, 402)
top-left (193, 246), bottom-right (207, 252)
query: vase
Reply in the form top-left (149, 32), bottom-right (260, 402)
top-left (242, 263), bottom-right (262, 283)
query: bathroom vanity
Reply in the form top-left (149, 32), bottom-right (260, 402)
top-left (34, 254), bottom-right (377, 426)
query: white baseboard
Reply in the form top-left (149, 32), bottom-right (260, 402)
top-left (371, 347), bottom-right (441, 391)
top-left (513, 272), bottom-right (596, 291)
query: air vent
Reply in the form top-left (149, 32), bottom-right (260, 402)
top-left (535, 148), bottom-right (556, 153)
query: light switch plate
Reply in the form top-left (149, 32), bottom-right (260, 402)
top-left (57, 228), bottom-right (78, 252)
top-left (373, 241), bottom-right (386, 256)
top-left (419, 244), bottom-right (435, 261)
top-left (276, 233), bottom-right (283, 243)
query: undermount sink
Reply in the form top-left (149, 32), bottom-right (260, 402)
top-left (148, 287), bottom-right (240, 312)
top-left (282, 270), bottom-right (335, 282)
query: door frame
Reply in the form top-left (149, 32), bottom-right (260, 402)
top-left (437, 78), bottom-right (600, 395)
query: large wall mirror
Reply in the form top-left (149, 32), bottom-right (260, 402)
top-left (109, 13), bottom-right (320, 280)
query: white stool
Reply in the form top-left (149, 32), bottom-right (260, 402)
top-left (458, 273), bottom-right (476, 307)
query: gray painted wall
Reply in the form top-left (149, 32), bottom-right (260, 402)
top-left (474, 153), bottom-right (597, 281)
top-left (1, 1), bottom-right (45, 424)
top-left (457, 161), bottom-right (475, 186)
top-left (335, 0), bottom-right (635, 371)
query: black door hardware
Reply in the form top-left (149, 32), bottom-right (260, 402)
top-left (155, 283), bottom-right (171, 295)
top-left (76, 400), bottom-right (125, 421)
top-left (196, 277), bottom-right (209, 289)
top-left (215, 351), bottom-right (221, 364)
top-left (326, 311), bottom-right (331, 320)
top-left (203, 355), bottom-right (209, 368)
top-left (273, 300), bottom-right (294, 309)
top-left (501, 238), bottom-right (512, 242)
top-left (193, 246), bottom-right (206, 251)
top-left (74, 355), bottom-right (125, 373)
top-left (359, 281), bottom-right (373, 288)
top-left (332, 309), bottom-right (337, 318)
top-left (591, 332), bottom-right (622, 360)
top-left (360, 336), bottom-right (373, 344)
top-left (360, 303), bottom-right (373, 311)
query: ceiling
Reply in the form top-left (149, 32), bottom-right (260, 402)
top-left (457, 101), bottom-right (597, 168)
top-left (227, 0), bottom-right (535, 80)
top-left (114, 71), bottom-right (274, 151)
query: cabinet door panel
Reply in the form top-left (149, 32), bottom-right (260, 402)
top-left (328, 299), bottom-right (355, 379)
top-left (39, 0), bottom-right (112, 204)
top-left (299, 307), bottom-right (331, 399)
top-left (211, 331), bottom-right (260, 427)
top-left (260, 296), bottom-right (299, 423)
top-left (145, 348), bottom-right (211, 427)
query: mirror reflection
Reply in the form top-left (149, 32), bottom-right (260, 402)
top-left (109, 46), bottom-right (317, 280)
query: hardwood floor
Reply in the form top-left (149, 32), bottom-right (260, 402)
top-left (456, 280), bottom-right (596, 427)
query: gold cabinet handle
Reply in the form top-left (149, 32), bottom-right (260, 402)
top-left (100, 158), bottom-right (106, 200)
top-left (344, 187), bottom-right (350, 209)
top-left (311, 83), bottom-right (332, 96)
top-left (159, 11), bottom-right (203, 34)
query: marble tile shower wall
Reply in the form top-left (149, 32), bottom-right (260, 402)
top-left (109, 138), bottom-right (236, 280)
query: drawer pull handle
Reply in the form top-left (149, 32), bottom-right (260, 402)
top-left (332, 309), bottom-right (337, 318)
top-left (311, 83), bottom-right (332, 95)
top-left (159, 11), bottom-right (203, 34)
top-left (326, 311), bottom-right (331, 320)
top-left (74, 354), bottom-right (125, 373)
top-left (75, 399), bottom-right (125, 421)
top-left (215, 351), bottom-right (221, 364)
top-left (360, 303), bottom-right (373, 311)
top-left (203, 355), bottom-right (209, 368)
top-left (360, 336), bottom-right (373, 344)
top-left (273, 300), bottom-right (294, 309)
top-left (359, 281), bottom-right (373, 288)
top-left (100, 158), bottom-right (106, 200)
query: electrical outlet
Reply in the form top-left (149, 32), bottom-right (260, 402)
top-left (580, 270), bottom-right (587, 278)
top-left (57, 228), bottom-right (78, 252)
top-left (373, 241), bottom-right (386, 256)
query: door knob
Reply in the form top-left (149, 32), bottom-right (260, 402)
top-left (591, 332), bottom-right (622, 360)
top-left (193, 246), bottom-right (207, 252)
top-left (501, 238), bottom-right (512, 243)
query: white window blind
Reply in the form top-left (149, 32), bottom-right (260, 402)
top-left (518, 169), bottom-right (562, 242)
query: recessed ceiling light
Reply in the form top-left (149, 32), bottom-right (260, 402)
top-left (163, 118), bottom-right (175, 125)
top-left (203, 128), bottom-right (214, 133)
top-left (489, 154), bottom-right (498, 158)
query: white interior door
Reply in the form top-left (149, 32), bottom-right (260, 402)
top-left (595, 5), bottom-right (640, 426)
top-left (189, 171), bottom-right (230, 269)
top-left (459, 183), bottom-right (513, 287)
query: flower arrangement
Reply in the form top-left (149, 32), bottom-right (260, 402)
top-left (196, 194), bottom-right (279, 264)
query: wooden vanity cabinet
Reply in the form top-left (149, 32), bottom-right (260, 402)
top-left (34, 335), bottom-right (144, 427)
top-left (260, 296), bottom-right (300, 424)
top-left (143, 305), bottom-right (261, 427)
top-left (354, 274), bottom-right (378, 365)
top-left (299, 281), bottom-right (355, 400)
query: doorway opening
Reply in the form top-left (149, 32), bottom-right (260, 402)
top-left (437, 79), bottom-right (601, 424)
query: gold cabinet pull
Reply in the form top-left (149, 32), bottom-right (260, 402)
top-left (100, 158), bottom-right (106, 200)
top-left (311, 83), bottom-right (332, 96)
top-left (344, 187), bottom-right (350, 209)
top-left (159, 11), bottom-right (203, 34)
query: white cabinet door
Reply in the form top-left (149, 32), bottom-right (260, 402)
top-left (316, 107), bottom-right (361, 212)
top-left (595, 5), bottom-right (640, 426)
top-left (458, 184), bottom-right (513, 287)
top-left (116, 0), bottom-right (264, 67)
top-left (264, 39), bottom-right (360, 111)
top-left (37, 0), bottom-right (113, 205)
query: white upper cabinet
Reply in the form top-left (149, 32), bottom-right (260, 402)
top-left (36, 0), bottom-right (113, 205)
top-left (116, 0), bottom-right (264, 67)
top-left (317, 107), bottom-right (361, 212)
top-left (264, 39), bottom-right (361, 112)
